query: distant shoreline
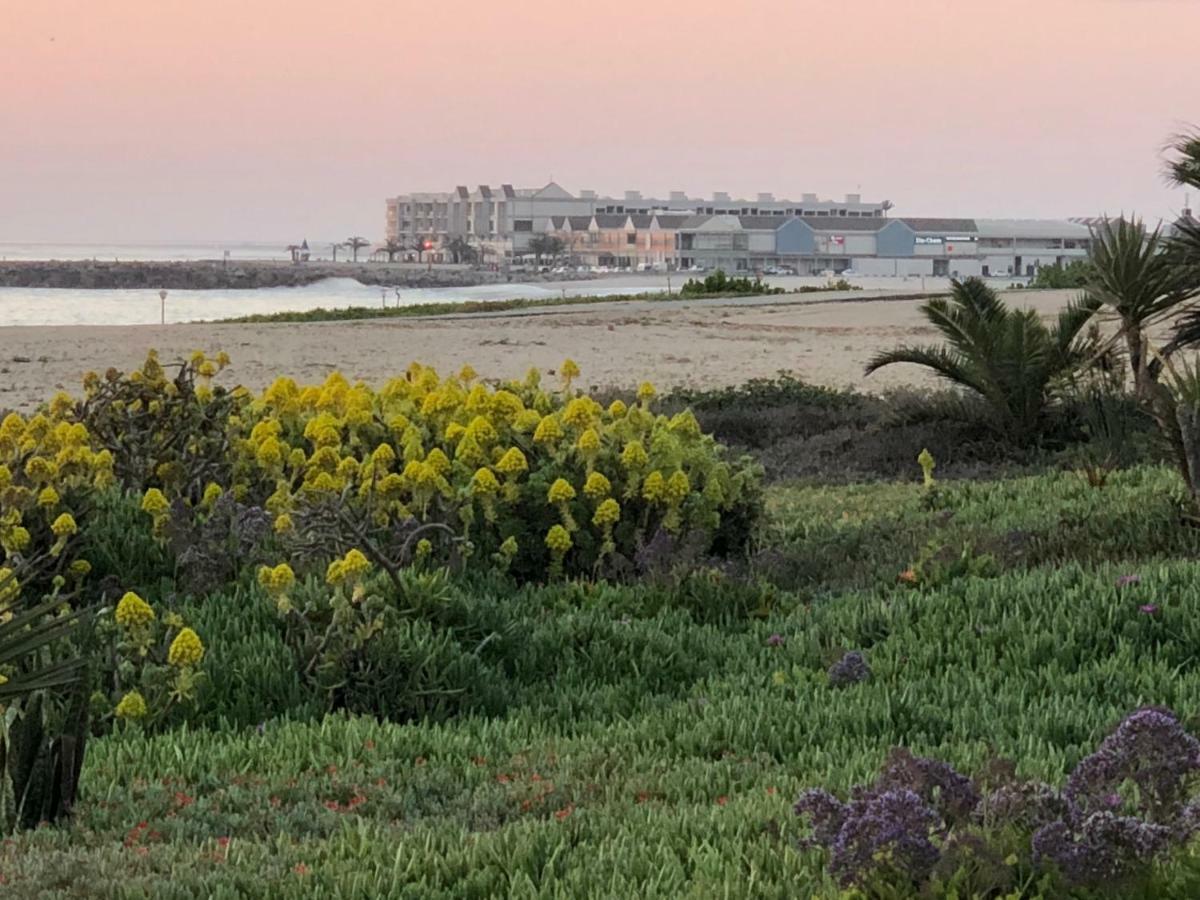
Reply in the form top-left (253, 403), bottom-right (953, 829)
top-left (0, 259), bottom-right (596, 290)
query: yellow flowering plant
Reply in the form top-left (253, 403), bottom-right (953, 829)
top-left (215, 359), bottom-right (759, 581)
top-left (94, 589), bottom-right (206, 731)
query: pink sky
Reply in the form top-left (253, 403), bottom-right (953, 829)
top-left (1, 0), bottom-right (1196, 243)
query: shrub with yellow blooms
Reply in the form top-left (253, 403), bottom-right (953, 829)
top-left (216, 358), bottom-right (760, 580)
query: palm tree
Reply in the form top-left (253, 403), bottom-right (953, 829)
top-left (330, 242), bottom-right (348, 263)
top-left (444, 236), bottom-right (477, 265)
top-left (1163, 130), bottom-right (1200, 351)
top-left (865, 277), bottom-right (1099, 439)
top-left (411, 236), bottom-right (432, 263)
top-left (1085, 217), bottom-right (1190, 398)
top-left (381, 238), bottom-right (404, 263)
top-left (345, 237), bottom-right (370, 263)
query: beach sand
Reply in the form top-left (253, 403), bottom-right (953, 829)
top-left (0, 289), bottom-right (1082, 412)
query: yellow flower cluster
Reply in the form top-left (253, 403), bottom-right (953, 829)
top-left (258, 563), bottom-right (296, 596)
top-left (326, 548), bottom-right (372, 586)
top-left (1, 404), bottom-right (113, 571)
top-left (167, 627), bottom-right (205, 667)
top-left (115, 591), bottom-right (156, 628)
top-left (115, 690), bottom-right (148, 720)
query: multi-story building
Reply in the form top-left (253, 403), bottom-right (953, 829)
top-left (385, 182), bottom-right (887, 257)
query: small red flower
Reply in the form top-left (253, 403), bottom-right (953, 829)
top-left (716, 796), bottom-right (729, 806)
top-left (414, 756), bottom-right (427, 767)
top-left (472, 756), bottom-right (487, 766)
top-left (496, 774), bottom-right (510, 784)
top-left (293, 863), bottom-right (310, 876)
top-left (326, 765), bottom-right (338, 775)
top-left (324, 800), bottom-right (340, 812)
top-left (217, 837), bottom-right (230, 848)
top-left (364, 740), bottom-right (376, 751)
top-left (555, 805), bottom-right (574, 821)
top-left (766, 787), bottom-right (777, 795)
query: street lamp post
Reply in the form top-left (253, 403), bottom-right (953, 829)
top-left (159, 289), bottom-right (168, 325)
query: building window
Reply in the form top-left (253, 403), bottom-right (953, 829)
top-left (626, 233), bottom-right (637, 245)
top-left (514, 220), bottom-right (534, 232)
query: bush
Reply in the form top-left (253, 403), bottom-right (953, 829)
top-left (679, 270), bottom-right (784, 297)
top-left (209, 359), bottom-right (762, 582)
top-left (795, 708), bottom-right (1200, 895)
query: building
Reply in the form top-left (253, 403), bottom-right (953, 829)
top-left (673, 215), bottom-right (1093, 278)
top-left (386, 183), bottom-right (888, 257)
top-left (547, 213), bottom-right (694, 269)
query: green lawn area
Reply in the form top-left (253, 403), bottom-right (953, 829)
top-left (6, 468), bottom-right (1200, 898)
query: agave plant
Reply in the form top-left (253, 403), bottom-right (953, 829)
top-left (0, 575), bottom-right (93, 834)
top-left (864, 278), bottom-right (1099, 440)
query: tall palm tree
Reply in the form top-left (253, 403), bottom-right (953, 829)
top-left (865, 278), bottom-right (1099, 439)
top-left (345, 237), bottom-right (370, 263)
top-left (1085, 217), bottom-right (1190, 398)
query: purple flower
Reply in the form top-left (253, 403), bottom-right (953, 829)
top-left (1065, 708), bottom-right (1200, 822)
top-left (766, 633), bottom-right (785, 647)
top-left (828, 651), bottom-right (871, 687)
top-left (794, 788), bottom-right (848, 849)
top-left (828, 789), bottom-right (941, 887)
top-left (874, 747), bottom-right (980, 825)
top-left (1032, 812), bottom-right (1172, 887)
top-left (1139, 604), bottom-right (1159, 615)
top-left (1116, 574), bottom-right (1141, 587)
top-left (975, 780), bottom-right (1067, 831)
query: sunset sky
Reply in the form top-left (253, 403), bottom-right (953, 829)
top-left (1, 0), bottom-right (1196, 243)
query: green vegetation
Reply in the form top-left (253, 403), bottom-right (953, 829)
top-left (864, 278), bottom-right (1101, 440)
top-left (1030, 259), bottom-right (1095, 289)
top-left (680, 270), bottom-right (785, 297)
top-left (7, 127), bottom-right (1200, 898)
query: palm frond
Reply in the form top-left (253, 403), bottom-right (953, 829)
top-left (1165, 130), bottom-right (1200, 190)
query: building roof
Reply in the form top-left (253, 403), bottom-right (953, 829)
top-left (652, 214), bottom-right (691, 229)
top-left (501, 184), bottom-right (516, 199)
top-left (565, 216), bottom-right (594, 230)
top-left (800, 216), bottom-right (888, 232)
top-left (628, 214), bottom-right (654, 229)
top-left (592, 214), bottom-right (630, 229)
top-left (737, 216), bottom-right (790, 231)
top-left (898, 218), bottom-right (978, 233)
top-left (477, 185), bottom-right (492, 199)
top-left (456, 185), bottom-right (469, 199)
top-left (974, 218), bottom-right (1091, 239)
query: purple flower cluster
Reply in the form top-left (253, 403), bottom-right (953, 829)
top-left (1032, 812), bottom-right (1173, 887)
top-left (1064, 707), bottom-right (1200, 822)
top-left (975, 779), bottom-right (1067, 831)
top-left (795, 787), bottom-right (939, 887)
top-left (827, 650), bottom-right (871, 687)
top-left (793, 708), bottom-right (1200, 892)
top-left (875, 748), bottom-right (979, 825)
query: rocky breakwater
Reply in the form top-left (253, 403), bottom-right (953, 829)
top-left (0, 260), bottom-right (515, 290)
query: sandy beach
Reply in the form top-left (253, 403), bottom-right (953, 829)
top-left (0, 289), bottom-right (1080, 412)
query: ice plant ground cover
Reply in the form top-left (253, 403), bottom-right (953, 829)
top-left (8, 360), bottom-right (1200, 895)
